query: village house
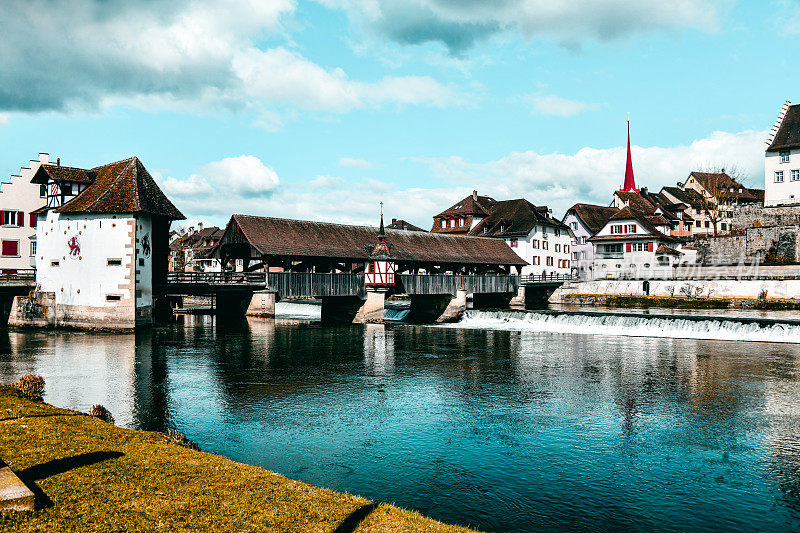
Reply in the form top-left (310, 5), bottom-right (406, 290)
top-left (385, 218), bottom-right (426, 232)
top-left (0, 153), bottom-right (51, 272)
top-left (431, 190), bottom-right (495, 234)
top-left (765, 101), bottom-right (800, 207)
top-left (677, 170), bottom-right (763, 235)
top-left (169, 223), bottom-right (224, 272)
top-left (589, 207), bottom-right (689, 279)
top-left (433, 194), bottom-right (573, 276)
top-left (611, 188), bottom-right (694, 238)
top-left (9, 156), bottom-right (184, 329)
top-left (562, 203), bottom-right (619, 278)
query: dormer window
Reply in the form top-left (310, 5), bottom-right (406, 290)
top-left (780, 150), bottom-right (790, 163)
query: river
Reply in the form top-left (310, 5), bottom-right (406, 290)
top-left (2, 306), bottom-right (800, 532)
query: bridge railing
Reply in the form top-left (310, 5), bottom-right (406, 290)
top-left (167, 271), bottom-right (267, 284)
top-left (0, 269), bottom-right (36, 283)
top-left (266, 272), bottom-right (366, 298)
top-left (521, 273), bottom-right (577, 284)
top-left (397, 274), bottom-right (520, 295)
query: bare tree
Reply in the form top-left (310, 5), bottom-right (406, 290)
top-left (690, 164), bottom-right (753, 237)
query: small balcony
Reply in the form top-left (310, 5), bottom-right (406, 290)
top-left (596, 252), bottom-right (624, 259)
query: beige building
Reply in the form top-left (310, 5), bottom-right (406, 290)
top-left (0, 153), bottom-right (51, 271)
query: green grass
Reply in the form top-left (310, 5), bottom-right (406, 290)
top-left (604, 296), bottom-right (731, 309)
top-left (0, 392), bottom-right (477, 532)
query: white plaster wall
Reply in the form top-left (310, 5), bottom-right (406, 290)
top-left (134, 214), bottom-right (153, 310)
top-left (0, 153), bottom-right (49, 270)
top-left (36, 212), bottom-right (135, 308)
top-left (507, 226), bottom-right (572, 276)
top-left (563, 213), bottom-right (593, 276)
top-left (765, 149), bottom-right (800, 206)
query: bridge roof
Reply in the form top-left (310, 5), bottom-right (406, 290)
top-left (220, 214), bottom-right (527, 266)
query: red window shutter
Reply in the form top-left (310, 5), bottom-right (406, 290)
top-left (2, 240), bottom-right (18, 256)
top-left (626, 243), bottom-right (632, 252)
top-left (29, 213), bottom-right (36, 227)
top-left (648, 242), bottom-right (654, 252)
top-left (0, 211), bottom-right (4, 225)
top-left (17, 211), bottom-right (23, 226)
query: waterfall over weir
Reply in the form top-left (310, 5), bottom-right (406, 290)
top-left (443, 309), bottom-right (800, 343)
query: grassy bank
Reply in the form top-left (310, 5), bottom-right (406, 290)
top-left (604, 295), bottom-right (731, 309)
top-left (0, 391), bottom-right (475, 532)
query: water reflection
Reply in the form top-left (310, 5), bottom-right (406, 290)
top-left (1, 319), bottom-right (800, 531)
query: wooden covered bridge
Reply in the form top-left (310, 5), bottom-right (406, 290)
top-left (174, 214), bottom-right (565, 322)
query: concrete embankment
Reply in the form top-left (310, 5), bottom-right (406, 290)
top-left (0, 391), bottom-right (475, 533)
top-left (551, 279), bottom-right (800, 309)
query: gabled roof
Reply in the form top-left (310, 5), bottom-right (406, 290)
top-left (767, 104), bottom-right (800, 152)
top-left (220, 215), bottom-right (527, 266)
top-left (469, 199), bottom-right (569, 238)
top-left (687, 171), bottom-right (760, 203)
top-left (614, 190), bottom-right (656, 213)
top-left (31, 165), bottom-right (97, 184)
top-left (565, 203), bottom-right (619, 234)
top-left (656, 244), bottom-right (681, 256)
top-left (661, 187), bottom-right (706, 209)
top-left (593, 207), bottom-right (675, 242)
top-left (386, 219), bottom-right (426, 232)
top-left (435, 192), bottom-right (495, 218)
top-left (53, 157), bottom-right (185, 220)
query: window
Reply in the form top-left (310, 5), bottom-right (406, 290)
top-left (1, 240), bottom-right (18, 257)
top-left (39, 184), bottom-right (47, 197)
top-left (2, 211), bottom-right (19, 226)
top-left (570, 222), bottom-right (577, 230)
top-left (458, 218), bottom-right (464, 227)
top-left (721, 223), bottom-right (727, 230)
top-left (695, 220), bottom-right (701, 228)
top-left (532, 256), bottom-right (540, 265)
top-left (581, 236), bottom-right (588, 244)
top-left (565, 245), bottom-right (570, 253)
top-left (532, 240), bottom-right (539, 249)
top-left (508, 238), bottom-right (518, 248)
top-left (555, 244), bottom-right (561, 252)
top-left (543, 241), bottom-right (548, 250)
top-left (705, 221), bottom-right (710, 228)
top-left (61, 183), bottom-right (73, 196)
top-left (546, 257), bottom-right (553, 266)
top-left (51, 260), bottom-right (60, 267)
top-left (555, 229), bottom-right (560, 237)
top-left (792, 170), bottom-right (800, 181)
top-left (780, 150), bottom-right (790, 163)
top-left (29, 213), bottom-right (37, 227)
top-left (107, 259), bottom-right (122, 266)
top-left (29, 241), bottom-right (36, 257)
top-left (775, 171), bottom-right (784, 183)
top-left (106, 294), bottom-right (122, 302)
top-left (139, 258), bottom-right (145, 266)
top-left (628, 224), bottom-right (636, 233)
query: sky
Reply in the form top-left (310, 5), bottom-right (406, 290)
top-left (1, 0), bottom-right (799, 230)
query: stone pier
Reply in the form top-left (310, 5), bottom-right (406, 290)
top-left (246, 291), bottom-right (278, 317)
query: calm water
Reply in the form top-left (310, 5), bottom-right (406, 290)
top-left (2, 315), bottom-right (800, 532)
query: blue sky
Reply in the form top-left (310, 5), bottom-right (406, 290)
top-left (1, 0), bottom-right (798, 229)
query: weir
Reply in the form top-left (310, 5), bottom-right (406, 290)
top-left (443, 309), bottom-right (800, 343)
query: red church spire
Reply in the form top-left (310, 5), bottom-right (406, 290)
top-left (621, 119), bottom-right (639, 192)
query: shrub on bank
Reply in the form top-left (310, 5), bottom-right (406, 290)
top-left (753, 299), bottom-right (800, 310)
top-left (89, 404), bottom-right (115, 424)
top-left (15, 374), bottom-right (45, 401)
top-left (166, 429), bottom-right (201, 451)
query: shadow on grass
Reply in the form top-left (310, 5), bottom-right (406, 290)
top-left (16, 450), bottom-right (124, 509)
top-left (332, 502), bottom-right (379, 533)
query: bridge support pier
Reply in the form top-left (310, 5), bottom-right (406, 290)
top-left (436, 290), bottom-right (468, 323)
top-left (323, 296), bottom-right (367, 324)
top-left (512, 284), bottom-right (562, 310)
top-left (215, 291), bottom-right (253, 320)
top-left (246, 291), bottom-right (278, 318)
top-left (352, 289), bottom-right (386, 324)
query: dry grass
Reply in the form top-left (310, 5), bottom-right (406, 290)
top-left (0, 392), bottom-right (477, 532)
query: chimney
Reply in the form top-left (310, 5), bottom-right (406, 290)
top-left (641, 186), bottom-right (648, 194)
top-left (392, 218), bottom-right (397, 224)
top-left (472, 190), bottom-right (478, 201)
top-left (56, 158), bottom-right (60, 166)
top-left (721, 168), bottom-right (725, 175)
top-left (189, 226), bottom-right (195, 235)
top-left (198, 222), bottom-right (204, 231)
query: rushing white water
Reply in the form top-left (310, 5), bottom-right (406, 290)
top-left (275, 300), bottom-right (321, 320)
top-left (443, 309), bottom-right (800, 344)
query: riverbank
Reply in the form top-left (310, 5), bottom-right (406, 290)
top-left (0, 390), bottom-right (474, 532)
top-left (559, 293), bottom-right (800, 310)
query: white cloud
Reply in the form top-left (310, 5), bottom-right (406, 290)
top-left (0, 0), bottom-right (461, 117)
top-left (160, 128), bottom-right (766, 229)
top-left (338, 157), bottom-right (373, 169)
top-left (523, 93), bottom-right (598, 117)
top-left (323, 0), bottom-right (725, 54)
top-left (0, 113), bottom-right (8, 127)
top-left (202, 155), bottom-right (280, 196)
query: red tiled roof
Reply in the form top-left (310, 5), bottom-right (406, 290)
top-left (31, 165), bottom-right (97, 184)
top-left (434, 193), bottom-right (495, 218)
top-left (655, 244), bottom-right (681, 256)
top-left (566, 203), bottom-right (620, 234)
top-left (219, 214), bottom-right (527, 266)
top-left (688, 172), bottom-right (761, 203)
top-left (469, 199), bottom-right (570, 237)
top-left (54, 157), bottom-right (184, 220)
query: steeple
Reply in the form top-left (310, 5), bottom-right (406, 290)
top-left (378, 202), bottom-right (385, 244)
top-left (621, 119), bottom-right (639, 192)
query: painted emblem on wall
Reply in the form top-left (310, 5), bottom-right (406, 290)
top-left (67, 235), bottom-right (80, 257)
top-left (141, 234), bottom-right (151, 257)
